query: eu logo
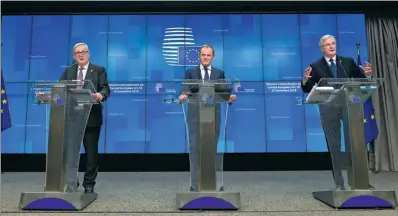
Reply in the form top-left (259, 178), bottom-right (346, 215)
top-left (205, 98), bottom-right (214, 104)
top-left (56, 98), bottom-right (64, 105)
top-left (162, 27), bottom-right (201, 67)
top-left (352, 97), bottom-right (360, 104)
top-left (155, 83), bottom-right (165, 93)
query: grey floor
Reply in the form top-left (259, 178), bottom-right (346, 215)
top-left (1, 171), bottom-right (398, 216)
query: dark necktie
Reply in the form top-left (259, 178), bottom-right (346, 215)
top-left (77, 67), bottom-right (84, 88)
top-left (329, 59), bottom-right (337, 78)
top-left (204, 67), bottom-right (210, 80)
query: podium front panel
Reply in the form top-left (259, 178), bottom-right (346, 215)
top-left (185, 85), bottom-right (230, 192)
top-left (28, 80), bottom-right (97, 192)
top-left (179, 79), bottom-right (232, 192)
top-left (306, 78), bottom-right (384, 190)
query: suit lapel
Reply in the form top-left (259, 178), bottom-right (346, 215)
top-left (85, 63), bottom-right (93, 81)
top-left (336, 56), bottom-right (348, 78)
top-left (210, 68), bottom-right (218, 80)
top-left (70, 64), bottom-right (78, 80)
top-left (83, 63), bottom-right (94, 89)
top-left (320, 57), bottom-right (334, 78)
top-left (195, 66), bottom-right (202, 79)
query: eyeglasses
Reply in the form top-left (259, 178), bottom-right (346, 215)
top-left (322, 43), bottom-right (336, 48)
top-left (74, 50), bottom-right (89, 55)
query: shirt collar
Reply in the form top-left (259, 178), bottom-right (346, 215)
top-left (324, 55), bottom-right (336, 63)
top-left (200, 64), bottom-right (211, 70)
top-left (78, 62), bottom-right (90, 70)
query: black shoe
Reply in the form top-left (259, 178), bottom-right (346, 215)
top-left (189, 186), bottom-right (195, 192)
top-left (77, 182), bottom-right (80, 188)
top-left (219, 186), bottom-right (224, 192)
top-left (335, 185), bottom-right (345, 191)
top-left (84, 187), bottom-right (94, 193)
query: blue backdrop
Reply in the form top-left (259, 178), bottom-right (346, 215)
top-left (1, 14), bottom-right (369, 153)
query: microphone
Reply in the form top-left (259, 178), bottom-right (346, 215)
top-left (338, 60), bottom-right (349, 77)
top-left (163, 98), bottom-right (180, 104)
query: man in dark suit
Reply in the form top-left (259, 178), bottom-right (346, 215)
top-left (179, 45), bottom-right (236, 192)
top-left (55, 43), bottom-right (110, 193)
top-left (301, 35), bottom-right (372, 190)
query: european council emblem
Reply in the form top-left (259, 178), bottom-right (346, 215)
top-left (155, 83), bottom-right (165, 93)
top-left (234, 82), bottom-right (243, 92)
top-left (162, 27), bottom-right (201, 67)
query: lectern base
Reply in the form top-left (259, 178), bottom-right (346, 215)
top-left (177, 191), bottom-right (240, 210)
top-left (19, 192), bottom-right (97, 211)
top-left (313, 190), bottom-right (397, 209)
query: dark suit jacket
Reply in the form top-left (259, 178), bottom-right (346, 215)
top-left (301, 55), bottom-right (366, 93)
top-left (60, 63), bottom-right (110, 127)
top-left (182, 66), bottom-right (231, 100)
top-left (182, 66), bottom-right (231, 126)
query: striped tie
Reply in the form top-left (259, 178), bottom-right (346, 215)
top-left (77, 67), bottom-right (84, 88)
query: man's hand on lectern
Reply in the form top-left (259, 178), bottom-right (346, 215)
top-left (359, 61), bottom-right (372, 77)
top-left (92, 92), bottom-right (103, 102)
top-left (228, 94), bottom-right (236, 103)
top-left (179, 94), bottom-right (188, 103)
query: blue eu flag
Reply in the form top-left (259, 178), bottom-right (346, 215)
top-left (1, 71), bottom-right (12, 132)
top-left (178, 46), bottom-right (201, 66)
top-left (357, 55), bottom-right (378, 144)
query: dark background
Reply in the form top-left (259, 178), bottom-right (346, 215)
top-left (2, 1), bottom-right (397, 15)
top-left (1, 1), bottom-right (395, 172)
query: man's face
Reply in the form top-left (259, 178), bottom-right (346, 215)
top-left (73, 45), bottom-right (90, 65)
top-left (200, 47), bottom-right (214, 67)
top-left (321, 38), bottom-right (337, 58)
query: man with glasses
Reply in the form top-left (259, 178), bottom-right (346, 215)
top-left (37, 42), bottom-right (110, 193)
top-left (301, 35), bottom-right (372, 190)
top-left (42, 42), bottom-right (110, 193)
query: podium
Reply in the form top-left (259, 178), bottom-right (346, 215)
top-left (169, 79), bottom-right (240, 210)
top-left (305, 78), bottom-right (397, 209)
top-left (19, 80), bottom-right (98, 211)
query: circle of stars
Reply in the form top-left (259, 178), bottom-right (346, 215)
top-left (185, 48), bottom-right (200, 65)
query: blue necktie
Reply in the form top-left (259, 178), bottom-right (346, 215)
top-left (204, 67), bottom-right (210, 80)
top-left (329, 59), bottom-right (337, 78)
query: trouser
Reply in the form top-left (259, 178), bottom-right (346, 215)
top-left (81, 126), bottom-right (101, 188)
top-left (319, 104), bottom-right (345, 187)
top-left (187, 110), bottom-right (223, 191)
top-left (66, 125), bottom-right (101, 192)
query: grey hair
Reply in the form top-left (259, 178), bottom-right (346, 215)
top-left (73, 42), bottom-right (90, 52)
top-left (319, 35), bottom-right (336, 47)
top-left (199, 44), bottom-right (215, 55)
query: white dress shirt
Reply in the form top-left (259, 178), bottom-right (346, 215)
top-left (200, 64), bottom-right (211, 80)
top-left (324, 55), bottom-right (337, 66)
top-left (77, 62), bottom-right (89, 80)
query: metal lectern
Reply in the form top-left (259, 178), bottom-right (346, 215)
top-left (172, 79), bottom-right (241, 210)
top-left (19, 80), bottom-right (98, 211)
top-left (305, 78), bottom-right (397, 209)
